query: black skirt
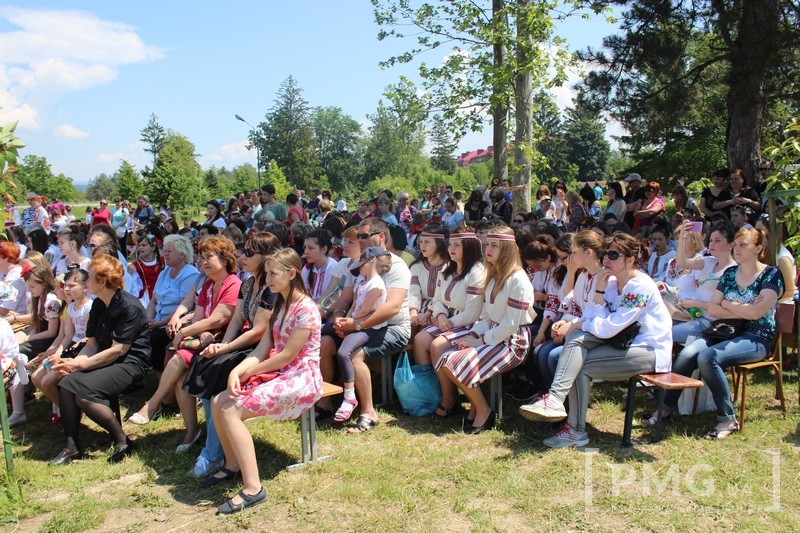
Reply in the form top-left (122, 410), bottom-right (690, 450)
top-left (59, 362), bottom-right (147, 408)
top-left (182, 349), bottom-right (252, 400)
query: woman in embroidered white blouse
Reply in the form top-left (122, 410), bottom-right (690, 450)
top-left (521, 233), bottom-right (673, 448)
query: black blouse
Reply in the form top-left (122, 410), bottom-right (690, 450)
top-left (86, 289), bottom-right (152, 369)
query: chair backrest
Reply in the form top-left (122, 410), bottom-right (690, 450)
top-left (775, 302), bottom-right (796, 335)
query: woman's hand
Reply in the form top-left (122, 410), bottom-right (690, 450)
top-left (456, 334), bottom-right (482, 349)
top-left (52, 357), bottom-right (85, 376)
top-left (416, 312), bottom-right (431, 327)
top-left (438, 317), bottom-right (453, 331)
top-left (198, 331), bottom-right (215, 348)
top-left (227, 370), bottom-right (242, 397)
top-left (533, 330), bottom-right (546, 348)
top-left (551, 320), bottom-right (573, 343)
top-left (201, 342), bottom-right (228, 358)
top-left (680, 298), bottom-right (699, 309)
top-left (171, 330), bottom-right (184, 351)
top-left (595, 268), bottom-right (612, 293)
top-left (166, 317), bottom-right (182, 337)
top-left (147, 319), bottom-right (163, 330)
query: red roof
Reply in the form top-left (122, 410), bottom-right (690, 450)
top-left (456, 146), bottom-right (494, 167)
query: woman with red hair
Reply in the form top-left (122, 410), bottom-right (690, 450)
top-left (0, 241), bottom-right (28, 317)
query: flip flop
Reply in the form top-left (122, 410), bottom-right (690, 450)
top-left (347, 415), bottom-right (378, 434)
top-left (217, 487), bottom-right (267, 515)
top-left (704, 422), bottom-right (739, 441)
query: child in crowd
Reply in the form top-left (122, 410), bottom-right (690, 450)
top-left (30, 268), bottom-right (92, 424)
top-left (15, 265), bottom-right (62, 358)
top-left (0, 281), bottom-right (29, 427)
top-left (334, 247), bottom-right (392, 423)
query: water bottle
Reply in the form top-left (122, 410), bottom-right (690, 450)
top-left (687, 307), bottom-right (702, 318)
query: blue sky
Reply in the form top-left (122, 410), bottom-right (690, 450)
top-left (0, 2), bottom-right (619, 185)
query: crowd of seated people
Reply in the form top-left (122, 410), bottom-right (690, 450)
top-left (1, 170), bottom-right (796, 514)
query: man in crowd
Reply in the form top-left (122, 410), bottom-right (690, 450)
top-left (623, 173), bottom-right (646, 227)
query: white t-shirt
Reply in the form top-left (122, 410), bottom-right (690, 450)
top-left (346, 252), bottom-right (411, 337)
top-left (67, 299), bottom-right (93, 343)
top-left (352, 274), bottom-right (387, 329)
top-left (442, 210), bottom-right (465, 229)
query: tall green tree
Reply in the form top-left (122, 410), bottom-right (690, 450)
top-left (255, 76), bottom-right (317, 190)
top-left (372, 0), bottom-right (604, 207)
top-left (140, 113), bottom-right (166, 179)
top-left (115, 159), bottom-right (143, 201)
top-left (265, 160), bottom-right (294, 204)
top-left (310, 106), bottom-right (364, 191)
top-left (564, 97), bottom-right (610, 183)
top-left (364, 78), bottom-right (427, 180)
top-left (149, 132), bottom-right (202, 208)
top-left (534, 95), bottom-right (578, 185)
top-left (85, 173), bottom-right (117, 201)
top-left (579, 0), bottom-right (800, 185)
top-left (232, 163), bottom-right (257, 193)
top-left (429, 115), bottom-right (457, 173)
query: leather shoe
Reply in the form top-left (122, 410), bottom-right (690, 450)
top-left (109, 438), bottom-right (136, 463)
top-left (51, 448), bottom-right (82, 466)
top-left (201, 467), bottom-right (241, 488)
top-left (466, 410), bottom-right (496, 435)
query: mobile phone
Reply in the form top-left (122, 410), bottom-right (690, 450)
top-left (689, 221), bottom-right (703, 233)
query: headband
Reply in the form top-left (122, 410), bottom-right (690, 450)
top-left (449, 232), bottom-right (479, 241)
top-left (419, 232), bottom-right (446, 240)
top-left (486, 233), bottom-right (516, 242)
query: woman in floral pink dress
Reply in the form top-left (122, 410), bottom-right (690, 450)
top-left (210, 248), bottom-right (322, 514)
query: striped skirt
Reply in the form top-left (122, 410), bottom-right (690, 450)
top-left (435, 324), bottom-right (531, 388)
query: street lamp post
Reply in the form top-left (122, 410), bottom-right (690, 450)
top-left (235, 114), bottom-right (262, 190)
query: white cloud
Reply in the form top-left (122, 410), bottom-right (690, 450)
top-left (54, 123), bottom-right (89, 139)
top-left (200, 140), bottom-right (255, 168)
top-left (0, 7), bottom-right (163, 130)
top-left (98, 152), bottom-right (124, 163)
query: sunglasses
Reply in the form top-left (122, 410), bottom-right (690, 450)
top-left (243, 249), bottom-right (260, 258)
top-left (357, 231), bottom-right (381, 240)
top-left (514, 219), bottom-right (524, 223)
top-left (87, 243), bottom-right (97, 249)
top-left (601, 250), bottom-right (624, 261)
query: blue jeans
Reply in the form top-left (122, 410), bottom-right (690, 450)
top-left (534, 340), bottom-right (563, 392)
top-left (671, 317), bottom-right (711, 344)
top-left (197, 398), bottom-right (223, 464)
top-left (664, 333), bottom-right (769, 421)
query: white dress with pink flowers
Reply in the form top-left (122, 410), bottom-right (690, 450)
top-left (236, 296), bottom-right (323, 419)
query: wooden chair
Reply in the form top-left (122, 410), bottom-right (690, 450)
top-left (622, 372), bottom-right (703, 446)
top-left (731, 302), bottom-right (795, 429)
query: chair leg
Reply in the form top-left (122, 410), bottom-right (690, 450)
top-left (691, 387), bottom-right (700, 416)
top-left (621, 377), bottom-right (637, 447)
top-left (739, 369), bottom-right (749, 430)
top-left (775, 363), bottom-right (786, 415)
top-left (732, 367), bottom-right (739, 402)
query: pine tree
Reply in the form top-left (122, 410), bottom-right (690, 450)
top-left (115, 160), bottom-right (143, 201)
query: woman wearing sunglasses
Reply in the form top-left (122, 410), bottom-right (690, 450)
top-left (522, 233), bottom-right (672, 447)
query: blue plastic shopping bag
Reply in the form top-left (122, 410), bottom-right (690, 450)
top-left (393, 351), bottom-right (442, 417)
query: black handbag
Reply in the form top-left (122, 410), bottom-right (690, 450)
top-left (606, 322), bottom-right (641, 350)
top-left (701, 318), bottom-right (747, 344)
top-left (182, 348), bottom-right (251, 399)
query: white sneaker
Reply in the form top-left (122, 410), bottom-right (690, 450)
top-left (8, 412), bottom-right (27, 427)
top-left (543, 423), bottom-right (590, 448)
top-left (518, 394), bottom-right (567, 422)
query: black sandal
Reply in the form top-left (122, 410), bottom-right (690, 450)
top-left (217, 487), bottom-right (267, 514)
top-left (704, 422), bottom-right (739, 441)
top-left (434, 402), bottom-right (462, 418)
top-left (201, 467), bottom-right (241, 488)
top-left (347, 415), bottom-right (378, 434)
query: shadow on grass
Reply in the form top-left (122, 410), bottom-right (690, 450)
top-left (125, 430), bottom-right (296, 507)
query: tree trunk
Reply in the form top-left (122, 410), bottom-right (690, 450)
top-left (725, 0), bottom-right (778, 188)
top-left (492, 0), bottom-right (508, 185)
top-left (512, 0), bottom-right (533, 216)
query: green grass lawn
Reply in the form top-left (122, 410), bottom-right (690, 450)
top-left (2, 367), bottom-right (799, 532)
